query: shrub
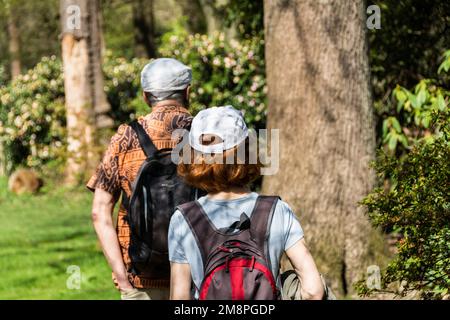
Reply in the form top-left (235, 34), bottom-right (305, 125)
top-left (0, 56), bottom-right (66, 170)
top-left (0, 54), bottom-right (147, 171)
top-left (356, 107), bottom-right (450, 299)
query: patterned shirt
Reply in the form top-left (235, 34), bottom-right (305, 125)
top-left (87, 104), bottom-right (192, 289)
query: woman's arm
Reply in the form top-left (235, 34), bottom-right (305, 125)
top-left (170, 262), bottom-right (192, 299)
top-left (285, 238), bottom-right (324, 300)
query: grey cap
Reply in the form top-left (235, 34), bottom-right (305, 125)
top-left (140, 58), bottom-right (192, 100)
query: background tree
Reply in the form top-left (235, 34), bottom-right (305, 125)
top-left (262, 0), bottom-right (377, 296)
top-left (132, 0), bottom-right (156, 58)
top-left (178, 0), bottom-right (207, 34)
top-left (6, 1), bottom-right (21, 79)
top-left (60, 0), bottom-right (111, 185)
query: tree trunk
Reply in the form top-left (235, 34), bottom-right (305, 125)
top-left (0, 142), bottom-right (6, 176)
top-left (178, 0), bottom-right (207, 34)
top-left (263, 0), bottom-right (376, 297)
top-left (60, 0), bottom-right (110, 185)
top-left (7, 6), bottom-right (21, 79)
top-left (198, 0), bottom-right (221, 36)
top-left (132, 0), bottom-right (156, 58)
top-left (89, 0), bottom-right (113, 129)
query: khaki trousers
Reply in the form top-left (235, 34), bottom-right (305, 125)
top-left (120, 288), bottom-right (170, 300)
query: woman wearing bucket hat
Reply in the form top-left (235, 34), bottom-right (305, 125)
top-left (168, 105), bottom-right (325, 300)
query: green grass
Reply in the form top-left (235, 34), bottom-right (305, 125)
top-left (0, 177), bottom-right (120, 299)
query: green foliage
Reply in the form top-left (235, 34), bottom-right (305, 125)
top-left (0, 64), bottom-right (7, 87)
top-left (380, 50), bottom-right (450, 154)
top-left (357, 109), bottom-right (450, 299)
top-left (212, 0), bottom-right (264, 39)
top-left (159, 31), bottom-right (266, 127)
top-left (369, 0), bottom-right (450, 109)
top-left (0, 0), bottom-right (60, 76)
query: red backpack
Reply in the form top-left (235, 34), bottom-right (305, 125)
top-left (177, 195), bottom-right (280, 300)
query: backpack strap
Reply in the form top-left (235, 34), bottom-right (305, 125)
top-left (178, 196), bottom-right (280, 268)
top-left (177, 201), bottom-right (223, 265)
top-left (249, 196), bottom-right (279, 265)
top-left (129, 120), bottom-right (158, 158)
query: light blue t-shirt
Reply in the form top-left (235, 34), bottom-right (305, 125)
top-left (168, 192), bottom-right (304, 297)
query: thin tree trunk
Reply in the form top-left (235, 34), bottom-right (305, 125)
top-left (198, 0), bottom-right (220, 36)
top-left (0, 142), bottom-right (6, 176)
top-left (263, 0), bottom-right (376, 297)
top-left (8, 7), bottom-right (21, 79)
top-left (88, 0), bottom-right (113, 129)
top-left (61, 0), bottom-right (108, 185)
top-left (178, 0), bottom-right (207, 34)
top-left (132, 0), bottom-right (156, 58)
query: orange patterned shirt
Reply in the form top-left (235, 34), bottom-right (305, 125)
top-left (87, 104), bottom-right (192, 289)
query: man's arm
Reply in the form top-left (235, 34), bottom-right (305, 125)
top-left (170, 262), bottom-right (192, 299)
top-left (91, 188), bottom-right (133, 291)
top-left (285, 238), bottom-right (324, 300)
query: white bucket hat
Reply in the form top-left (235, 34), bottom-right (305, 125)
top-left (140, 58), bottom-right (192, 100)
top-left (189, 105), bottom-right (249, 153)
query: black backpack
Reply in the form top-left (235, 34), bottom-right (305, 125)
top-left (123, 120), bottom-right (201, 279)
top-left (177, 196), bottom-right (280, 300)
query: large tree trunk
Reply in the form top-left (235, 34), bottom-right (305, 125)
top-left (7, 6), bottom-right (21, 79)
top-left (263, 0), bottom-right (376, 297)
top-left (60, 0), bottom-right (111, 185)
top-left (132, 0), bottom-right (156, 58)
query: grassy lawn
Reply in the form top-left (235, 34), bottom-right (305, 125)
top-left (0, 177), bottom-right (120, 300)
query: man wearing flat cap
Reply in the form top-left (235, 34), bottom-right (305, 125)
top-left (87, 58), bottom-right (193, 300)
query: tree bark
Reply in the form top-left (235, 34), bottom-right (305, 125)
top-left (198, 0), bottom-right (221, 35)
top-left (7, 6), bottom-right (21, 79)
top-left (88, 0), bottom-right (113, 129)
top-left (178, 0), bottom-right (207, 34)
top-left (132, 0), bottom-right (156, 58)
top-left (0, 142), bottom-right (6, 176)
top-left (60, 0), bottom-right (111, 185)
top-left (263, 0), bottom-right (376, 297)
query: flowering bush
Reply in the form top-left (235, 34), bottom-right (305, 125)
top-left (0, 54), bottom-right (147, 171)
top-left (159, 31), bottom-right (267, 128)
top-left (0, 33), bottom-right (267, 171)
top-left (0, 56), bottom-right (66, 170)
top-left (102, 52), bottom-right (148, 122)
